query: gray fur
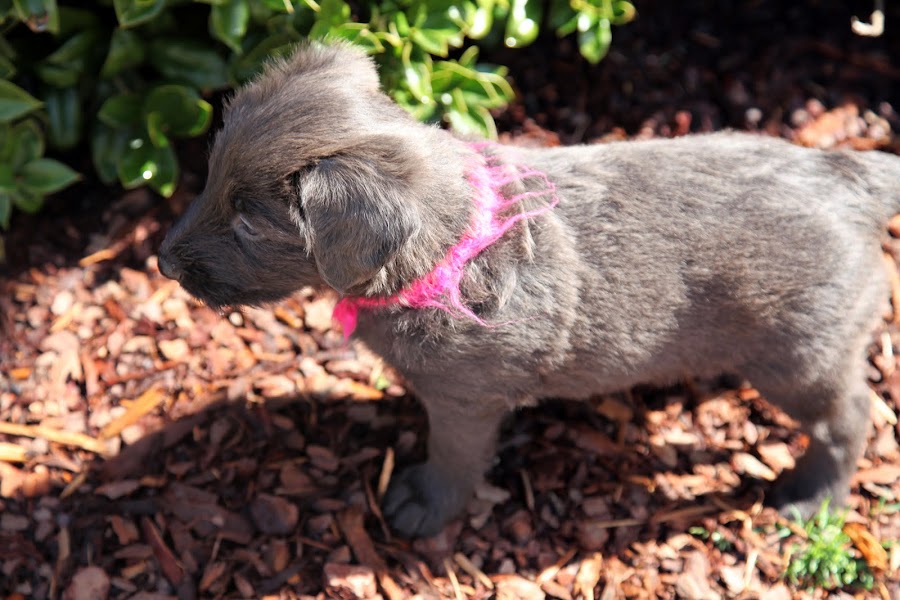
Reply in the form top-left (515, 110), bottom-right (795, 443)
top-left (159, 42), bottom-right (900, 538)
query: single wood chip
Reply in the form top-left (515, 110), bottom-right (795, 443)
top-left (9, 367), bottom-right (31, 380)
top-left (537, 548), bottom-right (577, 583)
top-left (100, 386), bottom-right (167, 440)
top-left (336, 507), bottom-right (404, 600)
top-left (62, 566), bottom-right (110, 600)
top-left (732, 452), bottom-right (777, 481)
top-left (883, 252), bottom-right (900, 325)
top-left (95, 479), bottom-right (142, 500)
top-left (871, 389), bottom-right (898, 426)
top-left (650, 504), bottom-right (718, 524)
top-left (0, 442), bottom-right (27, 463)
top-left (78, 247), bottom-right (118, 267)
top-left (852, 463), bottom-right (900, 486)
top-left (377, 447), bottom-right (394, 500)
top-left (843, 522), bottom-right (888, 571)
top-left (574, 552), bottom-right (603, 600)
top-left (141, 516), bottom-right (184, 587)
top-left (199, 562), bottom-right (228, 592)
top-left (444, 558), bottom-right (465, 600)
top-left (60, 470), bottom-right (89, 499)
top-left (0, 421), bottom-right (107, 455)
top-left (454, 553), bottom-right (493, 589)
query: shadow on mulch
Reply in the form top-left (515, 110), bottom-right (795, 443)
top-left (26, 381), bottom-right (790, 598)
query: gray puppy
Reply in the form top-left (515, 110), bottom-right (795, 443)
top-left (158, 42), bottom-right (900, 538)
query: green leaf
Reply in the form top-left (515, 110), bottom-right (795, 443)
top-left (91, 122), bottom-right (130, 185)
top-left (144, 111), bottom-right (171, 148)
top-left (0, 80), bottom-right (42, 123)
top-left (10, 185), bottom-right (44, 214)
top-left (468, 0), bottom-right (494, 39)
top-left (101, 29), bottom-right (146, 78)
top-left (229, 32), bottom-right (295, 82)
top-left (0, 34), bottom-right (15, 63)
top-left (0, 190), bottom-right (11, 230)
top-left (504, 0), bottom-right (541, 48)
top-left (35, 29), bottom-right (102, 88)
top-left (147, 144), bottom-right (177, 197)
top-left (43, 86), bottom-right (82, 150)
top-left (56, 7), bottom-right (100, 37)
top-left (20, 158), bottom-right (79, 194)
top-left (117, 136), bottom-right (153, 188)
top-left (211, 0), bottom-right (250, 53)
top-left (113, 0), bottom-right (164, 28)
top-left (0, 162), bottom-right (12, 189)
top-left (260, 0), bottom-right (292, 10)
top-left (308, 0), bottom-right (349, 38)
top-left (457, 45), bottom-right (479, 69)
top-left (410, 28), bottom-right (451, 56)
top-left (549, 0), bottom-right (577, 32)
top-left (431, 59), bottom-right (513, 109)
top-left (445, 105), bottom-right (493, 138)
top-left (143, 84), bottom-right (213, 138)
top-left (7, 119), bottom-right (44, 168)
top-left (116, 135), bottom-right (178, 196)
top-left (0, 54), bottom-right (15, 79)
top-left (610, 0), bottom-right (636, 25)
top-left (0, 123), bottom-right (8, 162)
top-left (329, 23), bottom-right (383, 53)
top-left (390, 88), bottom-right (436, 122)
top-left (98, 93), bottom-right (142, 128)
top-left (393, 10), bottom-right (410, 37)
top-left (400, 45), bottom-right (432, 104)
top-left (148, 39), bottom-right (230, 90)
top-left (12, 0), bottom-right (58, 33)
top-left (406, 1), bottom-right (464, 56)
top-left (578, 17), bottom-right (611, 63)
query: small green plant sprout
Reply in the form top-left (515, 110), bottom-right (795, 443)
top-left (689, 525), bottom-right (734, 552)
top-left (780, 499), bottom-right (879, 592)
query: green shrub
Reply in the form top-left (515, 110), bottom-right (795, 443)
top-left (0, 0), bottom-right (635, 259)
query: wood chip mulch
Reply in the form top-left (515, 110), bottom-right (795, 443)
top-left (3, 1), bottom-right (900, 598)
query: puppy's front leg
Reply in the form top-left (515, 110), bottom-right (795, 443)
top-left (383, 397), bottom-right (508, 537)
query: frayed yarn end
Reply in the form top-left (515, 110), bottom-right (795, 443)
top-left (332, 142), bottom-right (558, 337)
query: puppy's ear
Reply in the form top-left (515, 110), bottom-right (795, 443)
top-left (296, 138), bottom-right (422, 294)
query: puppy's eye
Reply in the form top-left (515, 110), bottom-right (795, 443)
top-left (234, 213), bottom-right (258, 238)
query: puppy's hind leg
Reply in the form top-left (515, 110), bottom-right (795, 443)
top-left (744, 358), bottom-right (871, 519)
top-left (383, 396), bottom-right (508, 538)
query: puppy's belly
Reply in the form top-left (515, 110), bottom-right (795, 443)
top-left (535, 352), bottom-right (728, 401)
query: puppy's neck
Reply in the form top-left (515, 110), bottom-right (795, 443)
top-left (334, 142), bottom-right (559, 336)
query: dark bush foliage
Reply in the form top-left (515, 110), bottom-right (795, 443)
top-left (0, 0), bottom-right (634, 257)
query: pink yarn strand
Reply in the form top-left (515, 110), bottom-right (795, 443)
top-left (333, 143), bottom-right (559, 337)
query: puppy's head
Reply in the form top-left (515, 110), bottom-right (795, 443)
top-left (158, 42), bottom-right (430, 309)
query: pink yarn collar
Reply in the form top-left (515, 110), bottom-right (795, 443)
top-left (332, 142), bottom-right (559, 337)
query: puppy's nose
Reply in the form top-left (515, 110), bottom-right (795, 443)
top-left (157, 253), bottom-right (181, 281)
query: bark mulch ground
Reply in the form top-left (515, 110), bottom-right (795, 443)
top-left (2, 1), bottom-right (900, 598)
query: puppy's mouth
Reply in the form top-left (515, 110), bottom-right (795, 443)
top-left (177, 273), bottom-right (292, 312)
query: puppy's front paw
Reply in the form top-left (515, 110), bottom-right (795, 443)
top-left (769, 469), bottom-right (848, 520)
top-left (382, 462), bottom-right (467, 538)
